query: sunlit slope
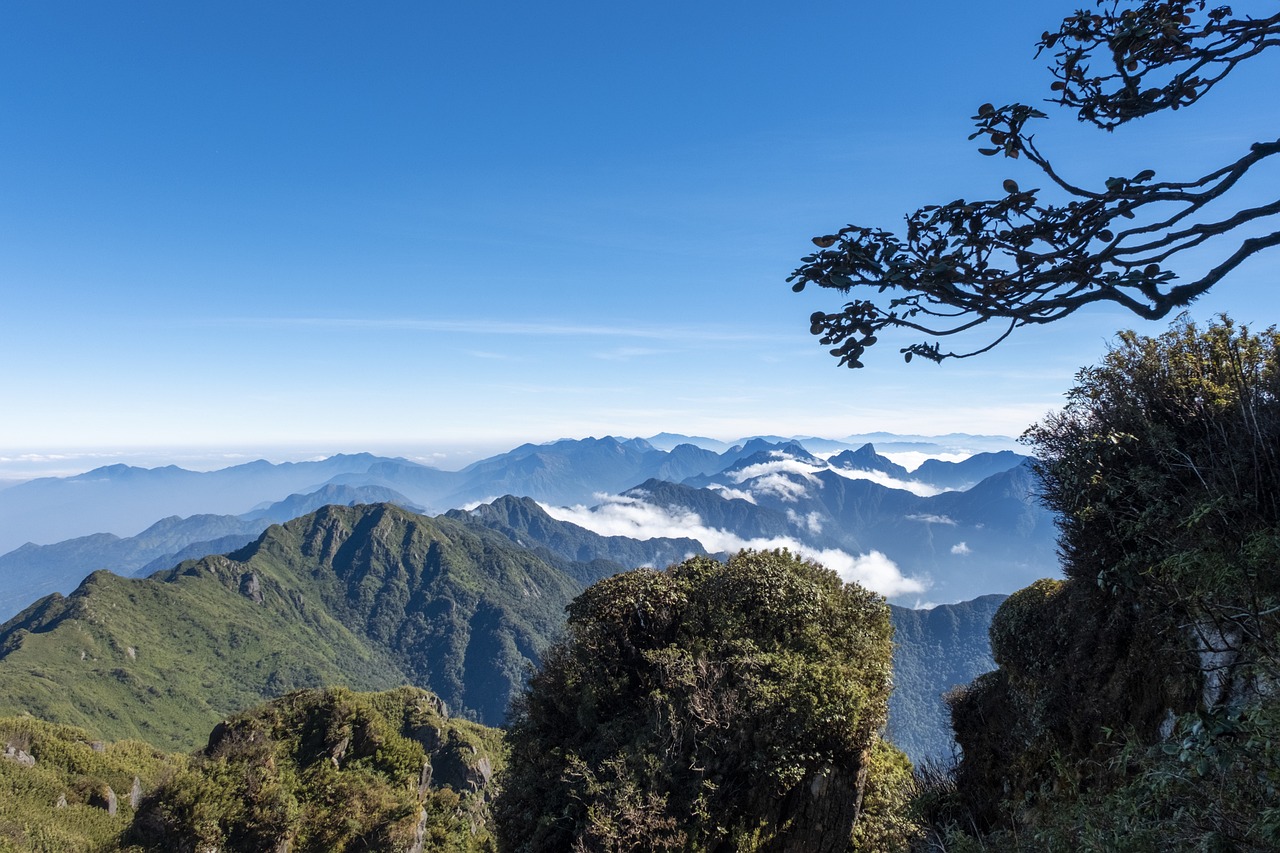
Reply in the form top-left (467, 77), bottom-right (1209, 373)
top-left (0, 503), bottom-right (580, 750)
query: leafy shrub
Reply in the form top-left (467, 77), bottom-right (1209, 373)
top-left (495, 549), bottom-right (909, 852)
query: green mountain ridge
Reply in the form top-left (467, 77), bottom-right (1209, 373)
top-left (0, 503), bottom-right (582, 750)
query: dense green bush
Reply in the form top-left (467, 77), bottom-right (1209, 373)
top-left (936, 317), bottom-right (1280, 848)
top-left (131, 686), bottom-right (501, 852)
top-left (496, 549), bottom-right (914, 852)
top-left (0, 715), bottom-right (182, 853)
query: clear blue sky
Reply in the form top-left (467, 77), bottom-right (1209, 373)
top-left (2, 1), bottom-right (1277, 475)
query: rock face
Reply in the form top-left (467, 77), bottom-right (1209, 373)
top-left (2, 742), bottom-right (35, 766)
top-left (770, 761), bottom-right (867, 853)
top-left (90, 784), bottom-right (118, 816)
top-left (239, 571), bottom-right (263, 604)
top-left (465, 754), bottom-right (493, 792)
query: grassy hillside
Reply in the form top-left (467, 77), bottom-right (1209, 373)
top-left (0, 503), bottom-right (580, 750)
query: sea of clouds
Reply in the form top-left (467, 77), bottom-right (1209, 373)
top-left (541, 492), bottom-right (928, 598)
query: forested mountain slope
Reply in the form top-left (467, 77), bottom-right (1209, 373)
top-left (0, 503), bottom-right (582, 750)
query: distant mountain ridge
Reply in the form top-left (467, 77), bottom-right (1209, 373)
top-left (888, 595), bottom-right (1006, 762)
top-left (445, 495), bottom-right (712, 584)
top-left (1, 435), bottom-right (1050, 618)
top-left (0, 434), bottom-right (1022, 553)
top-left (0, 483), bottom-right (421, 620)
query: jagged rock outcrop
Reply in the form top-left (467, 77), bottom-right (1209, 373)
top-left (239, 571), bottom-right (263, 603)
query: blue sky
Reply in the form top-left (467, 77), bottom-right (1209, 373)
top-left (2, 0), bottom-right (1277, 476)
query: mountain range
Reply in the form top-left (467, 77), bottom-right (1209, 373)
top-left (0, 434), bottom-right (1054, 619)
top-left (0, 434), bottom-right (1050, 766)
top-left (1, 500), bottom-right (1004, 764)
top-left (0, 503), bottom-right (584, 748)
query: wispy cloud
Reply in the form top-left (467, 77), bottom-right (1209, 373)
top-left (826, 466), bottom-right (944, 497)
top-left (204, 316), bottom-right (787, 343)
top-left (730, 452), bottom-right (943, 499)
top-left (593, 347), bottom-right (670, 361)
top-left (906, 513), bottom-right (958, 525)
top-left (729, 457), bottom-right (821, 485)
top-left (706, 483), bottom-right (757, 503)
top-left (881, 451), bottom-right (971, 471)
top-left (786, 509), bottom-right (824, 534)
top-left (951, 542), bottom-right (972, 555)
top-left (540, 494), bottom-right (927, 598)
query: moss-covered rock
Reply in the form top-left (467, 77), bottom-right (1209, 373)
top-left (130, 686), bottom-right (503, 852)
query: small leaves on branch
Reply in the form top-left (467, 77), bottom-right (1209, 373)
top-left (1039, 0), bottom-right (1277, 129)
top-left (791, 0), bottom-right (1280, 366)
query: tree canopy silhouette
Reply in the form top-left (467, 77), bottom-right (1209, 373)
top-left (790, 1), bottom-right (1280, 366)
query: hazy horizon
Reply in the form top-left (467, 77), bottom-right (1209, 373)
top-left (0, 429), bottom-right (1023, 485)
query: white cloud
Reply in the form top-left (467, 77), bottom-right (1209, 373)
top-left (786, 509), bottom-right (824, 535)
top-left (826, 466), bottom-right (945, 497)
top-left (825, 550), bottom-right (927, 597)
top-left (726, 456), bottom-right (824, 503)
top-left (951, 542), bottom-right (972, 555)
top-left (906, 513), bottom-right (958, 525)
top-left (215, 315), bottom-right (787, 343)
top-left (706, 483), bottom-right (757, 503)
top-left (728, 456), bottom-right (821, 485)
top-left (539, 496), bottom-right (927, 598)
top-left (880, 451), bottom-right (972, 472)
top-left (745, 473), bottom-right (811, 502)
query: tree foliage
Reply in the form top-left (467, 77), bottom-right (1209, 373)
top-left (494, 550), bottom-right (912, 852)
top-left (933, 316), bottom-right (1280, 847)
top-left (790, 1), bottom-right (1280, 366)
top-left (131, 687), bottom-right (502, 853)
top-left (1026, 315), bottom-right (1280, 671)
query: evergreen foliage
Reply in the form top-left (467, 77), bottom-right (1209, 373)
top-left (131, 686), bottom-right (501, 852)
top-left (932, 316), bottom-right (1280, 849)
top-left (495, 550), bottom-right (916, 852)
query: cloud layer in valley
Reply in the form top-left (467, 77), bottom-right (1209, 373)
top-left (541, 494), bottom-right (927, 598)
top-left (736, 449), bottom-right (945, 499)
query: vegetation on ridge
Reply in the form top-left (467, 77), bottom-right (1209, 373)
top-left (496, 550), bottom-right (918, 852)
top-left (0, 503), bottom-right (581, 750)
top-left (926, 316), bottom-right (1280, 850)
top-left (0, 687), bottom-right (503, 853)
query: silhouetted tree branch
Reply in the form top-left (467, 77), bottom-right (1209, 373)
top-left (790, 1), bottom-right (1280, 366)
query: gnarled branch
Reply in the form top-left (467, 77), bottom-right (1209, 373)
top-left (792, 1), bottom-right (1280, 366)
